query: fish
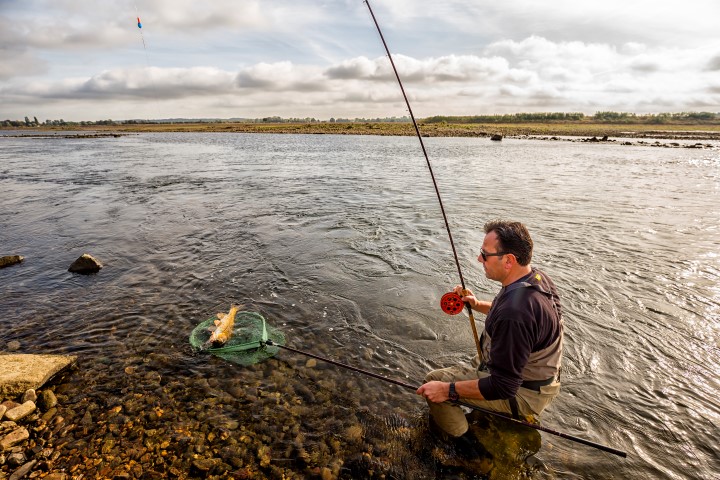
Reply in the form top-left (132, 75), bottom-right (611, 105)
top-left (205, 305), bottom-right (239, 347)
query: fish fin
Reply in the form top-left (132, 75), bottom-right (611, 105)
top-left (217, 313), bottom-right (226, 320)
top-left (214, 319), bottom-right (222, 326)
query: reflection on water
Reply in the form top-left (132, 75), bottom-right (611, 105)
top-left (1, 132), bottom-right (719, 478)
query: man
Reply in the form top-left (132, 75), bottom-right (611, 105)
top-left (416, 220), bottom-right (563, 456)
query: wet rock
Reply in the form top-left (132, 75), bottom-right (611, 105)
top-left (1, 427), bottom-right (29, 450)
top-left (67, 253), bottom-right (103, 274)
top-left (37, 391), bottom-right (57, 411)
top-left (43, 474), bottom-right (68, 480)
top-left (80, 409), bottom-right (93, 426)
top-left (6, 452), bottom-right (26, 467)
top-left (111, 468), bottom-right (130, 479)
top-left (0, 400), bottom-right (22, 410)
top-left (0, 255), bottom-right (24, 269)
top-left (21, 390), bottom-right (36, 404)
top-left (5, 402), bottom-right (36, 423)
top-left (490, 134), bottom-right (502, 141)
top-left (40, 408), bottom-right (57, 424)
top-left (345, 425), bottom-right (363, 443)
top-left (8, 459), bottom-right (36, 480)
top-left (190, 457), bottom-right (216, 475)
top-left (257, 445), bottom-right (272, 467)
top-left (0, 354), bottom-right (77, 399)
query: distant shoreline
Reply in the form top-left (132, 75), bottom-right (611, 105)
top-left (7, 121), bottom-right (720, 141)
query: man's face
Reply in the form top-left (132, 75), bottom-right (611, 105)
top-left (478, 231), bottom-right (507, 282)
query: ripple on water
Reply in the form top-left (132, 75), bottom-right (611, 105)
top-left (1, 133), bottom-right (719, 478)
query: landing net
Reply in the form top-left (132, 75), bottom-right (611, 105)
top-left (189, 311), bottom-right (285, 366)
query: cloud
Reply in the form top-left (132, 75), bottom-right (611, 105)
top-left (707, 55), bottom-right (720, 71)
top-left (2, 0), bottom-right (719, 121)
top-left (0, 50), bottom-right (47, 81)
top-left (325, 54), bottom-right (510, 83)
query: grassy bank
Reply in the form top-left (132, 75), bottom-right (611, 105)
top-left (14, 121), bottom-right (720, 140)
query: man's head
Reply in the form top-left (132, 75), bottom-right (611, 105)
top-left (483, 220), bottom-right (533, 265)
top-left (479, 220), bottom-right (533, 283)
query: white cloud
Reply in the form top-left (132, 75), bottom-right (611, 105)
top-left (2, 0), bottom-right (719, 120)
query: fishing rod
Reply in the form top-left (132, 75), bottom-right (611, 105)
top-left (264, 339), bottom-right (627, 458)
top-left (320, 4), bottom-right (627, 459)
top-left (362, 0), bottom-right (483, 357)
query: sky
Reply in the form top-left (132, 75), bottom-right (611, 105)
top-left (1, 0), bottom-right (720, 122)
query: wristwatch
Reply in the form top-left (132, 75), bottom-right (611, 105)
top-left (448, 382), bottom-right (460, 402)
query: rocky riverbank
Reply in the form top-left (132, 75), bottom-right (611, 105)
top-left (8, 122), bottom-right (720, 142)
top-left (0, 351), bottom-right (543, 480)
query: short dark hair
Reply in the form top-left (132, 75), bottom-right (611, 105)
top-left (483, 220), bottom-right (533, 266)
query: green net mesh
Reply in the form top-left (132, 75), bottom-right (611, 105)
top-left (189, 311), bottom-right (285, 366)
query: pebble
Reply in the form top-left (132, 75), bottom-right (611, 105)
top-left (0, 406), bottom-right (6, 421)
top-left (20, 391), bottom-right (36, 405)
top-left (0, 427), bottom-right (29, 450)
top-left (37, 391), bottom-right (57, 411)
top-left (6, 452), bottom-right (25, 467)
top-left (1, 401), bottom-right (20, 411)
top-left (44, 474), bottom-right (68, 480)
top-left (9, 460), bottom-right (36, 480)
top-left (5, 403), bottom-right (36, 423)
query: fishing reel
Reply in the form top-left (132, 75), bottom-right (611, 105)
top-left (440, 292), bottom-right (466, 315)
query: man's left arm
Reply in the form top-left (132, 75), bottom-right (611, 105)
top-left (416, 379), bottom-right (485, 402)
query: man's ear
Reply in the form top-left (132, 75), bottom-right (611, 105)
top-left (504, 253), bottom-right (517, 269)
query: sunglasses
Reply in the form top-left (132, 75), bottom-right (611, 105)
top-left (480, 249), bottom-right (508, 261)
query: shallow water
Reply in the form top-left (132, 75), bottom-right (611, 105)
top-left (1, 131), bottom-right (719, 478)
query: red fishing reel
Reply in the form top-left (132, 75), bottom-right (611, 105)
top-left (440, 292), bottom-right (465, 315)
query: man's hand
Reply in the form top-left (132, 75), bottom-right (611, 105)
top-left (453, 285), bottom-right (475, 305)
top-left (416, 381), bottom-right (450, 403)
top-left (454, 284), bottom-right (492, 314)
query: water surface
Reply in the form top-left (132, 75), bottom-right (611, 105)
top-left (1, 132), bottom-right (719, 478)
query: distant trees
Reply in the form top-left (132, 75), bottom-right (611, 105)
top-left (422, 111), bottom-right (719, 124)
top-left (424, 112), bottom-right (586, 123)
top-left (592, 111), bottom-right (719, 124)
top-left (1, 112), bottom-right (718, 128)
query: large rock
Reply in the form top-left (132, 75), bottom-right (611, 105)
top-left (67, 253), bottom-right (102, 274)
top-left (0, 256), bottom-right (24, 269)
top-left (0, 354), bottom-right (76, 399)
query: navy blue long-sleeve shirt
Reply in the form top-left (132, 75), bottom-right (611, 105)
top-left (477, 269), bottom-right (562, 400)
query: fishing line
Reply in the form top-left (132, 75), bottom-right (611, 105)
top-left (362, 0), bottom-right (483, 357)
top-left (133, 1), bottom-right (161, 122)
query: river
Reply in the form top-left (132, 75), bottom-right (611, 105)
top-left (1, 131), bottom-right (718, 479)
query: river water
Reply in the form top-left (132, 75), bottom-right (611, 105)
top-left (1, 131), bottom-right (718, 479)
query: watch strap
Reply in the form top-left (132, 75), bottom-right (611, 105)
top-left (449, 382), bottom-right (459, 402)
